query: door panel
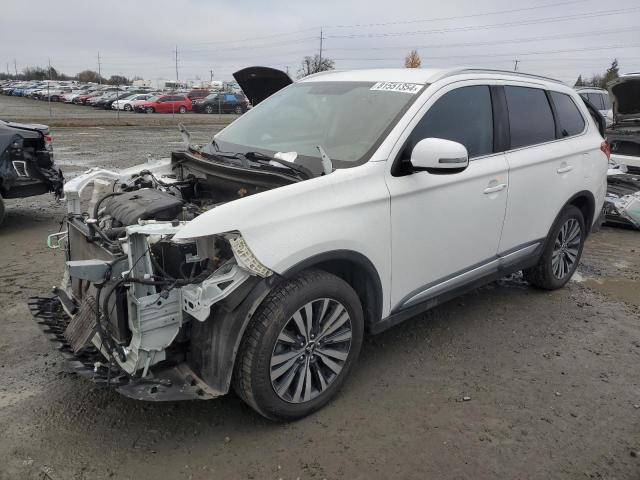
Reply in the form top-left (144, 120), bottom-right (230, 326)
top-left (384, 82), bottom-right (509, 312)
top-left (386, 155), bottom-right (509, 310)
top-left (498, 85), bottom-right (589, 253)
top-left (499, 139), bottom-right (588, 252)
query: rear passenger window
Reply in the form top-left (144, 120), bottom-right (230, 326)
top-left (409, 85), bottom-right (493, 158)
top-left (504, 86), bottom-right (556, 148)
top-left (587, 93), bottom-right (605, 110)
top-left (550, 92), bottom-right (585, 137)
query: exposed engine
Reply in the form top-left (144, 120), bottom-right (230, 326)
top-left (42, 147), bottom-right (296, 399)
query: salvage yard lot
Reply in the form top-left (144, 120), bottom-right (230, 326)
top-left (0, 96), bottom-right (639, 479)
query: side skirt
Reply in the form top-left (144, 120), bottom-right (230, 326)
top-left (370, 242), bottom-right (543, 335)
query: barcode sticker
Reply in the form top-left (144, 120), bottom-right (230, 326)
top-left (370, 82), bottom-right (423, 94)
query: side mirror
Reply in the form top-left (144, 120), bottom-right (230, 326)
top-left (409, 138), bottom-right (469, 174)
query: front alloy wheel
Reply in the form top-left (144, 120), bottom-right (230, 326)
top-left (233, 269), bottom-right (364, 421)
top-left (271, 299), bottom-right (352, 403)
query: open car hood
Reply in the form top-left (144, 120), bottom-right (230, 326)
top-left (233, 66), bottom-right (292, 106)
top-left (608, 74), bottom-right (640, 122)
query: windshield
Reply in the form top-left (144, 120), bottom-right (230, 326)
top-left (146, 96), bottom-right (159, 102)
top-left (214, 81), bottom-right (423, 170)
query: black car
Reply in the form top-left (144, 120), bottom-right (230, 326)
top-left (0, 120), bottom-right (63, 225)
top-left (192, 93), bottom-right (248, 114)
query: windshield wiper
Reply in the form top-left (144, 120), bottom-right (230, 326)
top-left (244, 152), bottom-right (313, 180)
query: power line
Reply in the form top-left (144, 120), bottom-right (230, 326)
top-left (323, 26), bottom-right (638, 52)
top-left (326, 7), bottom-right (640, 39)
top-left (332, 42), bottom-right (640, 62)
top-left (325, 0), bottom-right (590, 28)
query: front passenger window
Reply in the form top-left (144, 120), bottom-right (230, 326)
top-left (407, 85), bottom-right (494, 158)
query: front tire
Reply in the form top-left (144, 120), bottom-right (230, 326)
top-left (178, 106), bottom-right (187, 114)
top-left (124, 104), bottom-right (132, 111)
top-left (233, 269), bottom-right (364, 421)
top-left (146, 107), bottom-right (154, 114)
top-left (524, 205), bottom-right (585, 290)
top-left (204, 104), bottom-right (213, 114)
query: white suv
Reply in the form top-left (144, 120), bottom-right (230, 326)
top-left (36, 68), bottom-right (608, 420)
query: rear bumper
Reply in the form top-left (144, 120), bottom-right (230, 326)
top-left (28, 295), bottom-right (222, 401)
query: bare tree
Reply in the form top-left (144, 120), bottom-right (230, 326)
top-left (297, 55), bottom-right (335, 78)
top-left (404, 50), bottom-right (422, 68)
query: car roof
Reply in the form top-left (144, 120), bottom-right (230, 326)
top-left (298, 67), bottom-right (565, 86)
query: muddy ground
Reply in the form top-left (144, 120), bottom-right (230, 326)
top-left (0, 101), bottom-right (639, 479)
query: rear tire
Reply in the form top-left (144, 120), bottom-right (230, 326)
top-left (204, 105), bottom-right (213, 114)
top-left (233, 269), bottom-right (364, 421)
top-left (234, 105), bottom-right (243, 114)
top-left (523, 205), bottom-right (585, 290)
top-left (178, 106), bottom-right (187, 114)
top-left (146, 107), bottom-right (154, 114)
top-left (124, 104), bottom-right (132, 111)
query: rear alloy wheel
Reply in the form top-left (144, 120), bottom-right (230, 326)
top-left (233, 269), bottom-right (364, 421)
top-left (204, 104), bottom-right (213, 114)
top-left (234, 105), bottom-right (243, 114)
top-left (178, 106), bottom-right (187, 114)
top-left (146, 107), bottom-right (154, 114)
top-left (124, 104), bottom-right (132, 111)
top-left (524, 205), bottom-right (585, 289)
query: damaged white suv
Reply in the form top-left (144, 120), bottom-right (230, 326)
top-left (31, 67), bottom-right (608, 420)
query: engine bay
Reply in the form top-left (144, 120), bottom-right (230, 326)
top-left (51, 147), bottom-right (296, 394)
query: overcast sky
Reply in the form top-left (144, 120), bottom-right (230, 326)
top-left (2, 0), bottom-right (639, 84)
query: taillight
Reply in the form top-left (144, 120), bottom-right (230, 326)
top-left (600, 140), bottom-right (611, 161)
top-left (44, 134), bottom-right (53, 152)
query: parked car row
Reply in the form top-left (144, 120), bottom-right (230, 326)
top-left (0, 80), bottom-right (250, 114)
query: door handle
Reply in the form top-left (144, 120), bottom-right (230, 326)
top-left (483, 183), bottom-right (507, 194)
top-left (557, 165), bottom-right (573, 174)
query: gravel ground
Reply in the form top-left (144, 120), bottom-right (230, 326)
top-left (0, 100), bottom-right (639, 480)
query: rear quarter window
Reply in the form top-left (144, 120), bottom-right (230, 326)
top-left (587, 93), bottom-right (605, 110)
top-left (504, 86), bottom-right (556, 149)
top-left (549, 92), bottom-right (585, 137)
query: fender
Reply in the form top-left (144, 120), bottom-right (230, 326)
top-left (188, 274), bottom-right (283, 394)
top-left (281, 249), bottom-right (384, 331)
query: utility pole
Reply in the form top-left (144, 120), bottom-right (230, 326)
top-left (319, 27), bottom-right (323, 66)
top-left (210, 69), bottom-right (214, 83)
top-left (97, 51), bottom-right (102, 84)
top-left (47, 57), bottom-right (52, 118)
top-left (285, 66), bottom-right (290, 77)
top-left (6, 63), bottom-right (9, 76)
top-left (13, 58), bottom-right (17, 76)
top-left (175, 45), bottom-right (179, 83)
top-left (513, 59), bottom-right (519, 71)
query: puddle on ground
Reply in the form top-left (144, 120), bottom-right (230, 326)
top-left (583, 277), bottom-right (639, 306)
top-left (574, 267), bottom-right (638, 305)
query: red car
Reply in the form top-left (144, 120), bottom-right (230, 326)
top-left (74, 91), bottom-right (102, 105)
top-left (134, 94), bottom-right (192, 114)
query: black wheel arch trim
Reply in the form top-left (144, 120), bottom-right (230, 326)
top-left (555, 190), bottom-right (596, 238)
top-left (281, 249), bottom-right (384, 333)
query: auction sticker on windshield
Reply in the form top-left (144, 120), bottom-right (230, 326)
top-left (370, 82), bottom-right (423, 94)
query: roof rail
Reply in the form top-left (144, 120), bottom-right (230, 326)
top-left (433, 68), bottom-right (564, 85)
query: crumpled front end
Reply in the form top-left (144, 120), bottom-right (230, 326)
top-left (30, 155), bottom-right (278, 400)
top-left (0, 128), bottom-right (63, 199)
